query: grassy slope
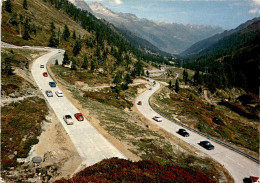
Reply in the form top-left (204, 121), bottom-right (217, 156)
top-left (152, 86), bottom-right (259, 155)
top-left (1, 48), bottom-right (50, 170)
top-left (2, 0), bottom-right (89, 46)
top-left (1, 0), bottom-right (126, 83)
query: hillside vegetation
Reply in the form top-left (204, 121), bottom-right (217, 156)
top-left (55, 158), bottom-right (215, 183)
top-left (2, 0), bottom-right (168, 87)
top-left (182, 18), bottom-right (260, 94)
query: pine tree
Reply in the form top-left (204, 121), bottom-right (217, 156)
top-left (175, 79), bottom-right (179, 93)
top-left (183, 69), bottom-right (188, 84)
top-left (2, 58), bottom-right (14, 75)
top-left (124, 74), bottom-right (133, 84)
top-left (62, 24), bottom-right (70, 41)
top-left (72, 30), bottom-right (76, 39)
top-left (73, 40), bottom-right (82, 56)
top-left (5, 0), bottom-right (12, 13)
top-left (113, 74), bottom-right (121, 86)
top-left (62, 51), bottom-right (69, 66)
top-left (23, 0), bottom-right (28, 10)
top-left (82, 56), bottom-right (88, 69)
top-left (90, 60), bottom-right (95, 71)
top-left (22, 18), bottom-right (30, 40)
top-left (48, 22), bottom-right (59, 47)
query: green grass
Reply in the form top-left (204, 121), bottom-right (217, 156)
top-left (51, 65), bottom-right (113, 86)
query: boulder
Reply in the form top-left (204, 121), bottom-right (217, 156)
top-left (32, 156), bottom-right (42, 163)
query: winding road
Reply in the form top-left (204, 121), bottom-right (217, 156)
top-left (2, 43), bottom-right (259, 182)
top-left (31, 48), bottom-right (126, 168)
top-left (135, 79), bottom-right (259, 183)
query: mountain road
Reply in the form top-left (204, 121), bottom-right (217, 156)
top-left (136, 79), bottom-right (259, 183)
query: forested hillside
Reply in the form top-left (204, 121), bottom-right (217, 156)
top-left (2, 0), bottom-right (168, 85)
top-left (181, 17), bottom-right (260, 57)
top-left (183, 18), bottom-right (260, 93)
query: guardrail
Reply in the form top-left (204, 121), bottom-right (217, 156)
top-left (148, 86), bottom-right (260, 164)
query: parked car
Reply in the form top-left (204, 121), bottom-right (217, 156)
top-left (152, 116), bottom-right (162, 122)
top-left (74, 113), bottom-right (84, 121)
top-left (55, 90), bottom-right (63, 97)
top-left (149, 88), bottom-right (152, 90)
top-left (43, 72), bottom-right (48, 77)
top-left (45, 90), bottom-right (53, 97)
top-left (49, 82), bottom-right (56, 87)
top-left (40, 64), bottom-right (44, 68)
top-left (199, 141), bottom-right (214, 150)
top-left (137, 101), bottom-right (142, 105)
top-left (63, 115), bottom-right (73, 125)
top-left (177, 129), bottom-right (189, 137)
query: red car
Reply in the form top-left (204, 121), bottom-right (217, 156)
top-left (43, 72), bottom-right (48, 77)
top-left (137, 101), bottom-right (142, 105)
top-left (74, 113), bottom-right (84, 121)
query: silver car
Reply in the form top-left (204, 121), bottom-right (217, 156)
top-left (45, 90), bottom-right (53, 97)
top-left (63, 115), bottom-right (74, 125)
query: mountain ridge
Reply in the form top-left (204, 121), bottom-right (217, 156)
top-left (181, 17), bottom-right (260, 57)
top-left (73, 1), bottom-right (224, 54)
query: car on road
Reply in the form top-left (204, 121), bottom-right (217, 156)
top-left (49, 82), bottom-right (56, 87)
top-left (149, 88), bottom-right (152, 90)
top-left (40, 64), bottom-right (44, 68)
top-left (63, 115), bottom-right (73, 125)
top-left (45, 90), bottom-right (53, 97)
top-left (137, 101), bottom-right (142, 105)
top-left (75, 113), bottom-right (84, 121)
top-left (199, 141), bottom-right (214, 150)
top-left (177, 129), bottom-right (189, 137)
top-left (43, 72), bottom-right (48, 77)
top-left (55, 90), bottom-right (63, 97)
top-left (152, 116), bottom-right (162, 122)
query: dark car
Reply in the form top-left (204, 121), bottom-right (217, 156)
top-left (199, 141), bottom-right (214, 150)
top-left (49, 82), bottom-right (56, 87)
top-left (177, 129), bottom-right (189, 137)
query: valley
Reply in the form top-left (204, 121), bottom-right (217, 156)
top-left (1, 0), bottom-right (259, 182)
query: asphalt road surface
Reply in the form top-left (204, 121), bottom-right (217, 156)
top-left (31, 49), bottom-right (126, 167)
top-left (136, 79), bottom-right (259, 183)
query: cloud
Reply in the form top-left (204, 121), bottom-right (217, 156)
top-left (249, 0), bottom-right (260, 14)
top-left (113, 0), bottom-right (123, 5)
top-left (252, 0), bottom-right (260, 4)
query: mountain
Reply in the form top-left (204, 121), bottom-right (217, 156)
top-left (69, 0), bottom-right (93, 13)
top-left (181, 17), bottom-right (260, 57)
top-left (183, 17), bottom-right (260, 93)
top-left (87, 2), bottom-right (224, 54)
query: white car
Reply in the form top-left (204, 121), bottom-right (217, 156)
top-left (63, 115), bottom-right (73, 125)
top-left (152, 116), bottom-right (162, 122)
top-left (40, 64), bottom-right (44, 68)
top-left (55, 90), bottom-right (63, 97)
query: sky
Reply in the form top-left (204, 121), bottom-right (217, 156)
top-left (84, 0), bottom-right (260, 29)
